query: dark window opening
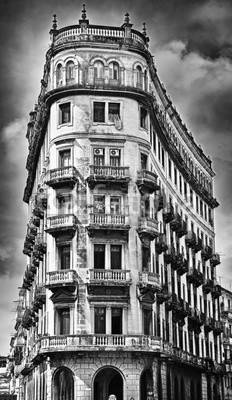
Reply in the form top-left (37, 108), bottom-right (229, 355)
top-left (59, 103), bottom-right (71, 125)
top-left (94, 244), bottom-right (105, 269)
top-left (111, 245), bottom-right (122, 270)
top-left (93, 148), bottom-right (105, 166)
top-left (58, 244), bottom-right (71, 270)
top-left (111, 308), bottom-right (122, 334)
top-left (140, 107), bottom-right (148, 129)
top-left (141, 153), bottom-right (148, 170)
top-left (93, 102), bottom-right (105, 122)
top-left (59, 149), bottom-right (71, 167)
top-left (56, 308), bottom-right (70, 335)
top-left (143, 308), bottom-right (152, 335)
top-left (94, 307), bottom-right (106, 334)
top-left (108, 102), bottom-right (120, 122)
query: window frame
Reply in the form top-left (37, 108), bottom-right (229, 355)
top-left (58, 101), bottom-right (73, 127)
top-left (92, 100), bottom-right (122, 125)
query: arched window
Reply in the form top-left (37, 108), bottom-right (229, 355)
top-left (54, 367), bottom-right (74, 400)
top-left (109, 62), bottom-right (119, 81)
top-left (66, 61), bottom-right (75, 85)
top-left (56, 64), bottom-right (63, 87)
top-left (94, 61), bottom-right (104, 81)
top-left (136, 65), bottom-right (142, 88)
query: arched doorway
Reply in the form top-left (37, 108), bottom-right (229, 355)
top-left (94, 367), bottom-right (123, 400)
top-left (197, 381), bottom-right (202, 400)
top-left (53, 367), bottom-right (74, 400)
top-left (140, 369), bottom-right (154, 400)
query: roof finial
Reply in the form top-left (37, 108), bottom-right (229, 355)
top-left (52, 14), bottom-right (57, 30)
top-left (124, 12), bottom-right (130, 24)
top-left (81, 4), bottom-right (87, 20)
top-left (142, 22), bottom-right (147, 37)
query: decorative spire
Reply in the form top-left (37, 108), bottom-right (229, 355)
top-left (124, 12), bottom-right (130, 24)
top-left (142, 22), bottom-right (147, 37)
top-left (52, 14), bottom-right (57, 31)
top-left (81, 4), bottom-right (87, 20)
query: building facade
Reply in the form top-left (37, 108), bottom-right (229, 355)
top-left (9, 6), bottom-right (225, 400)
top-left (221, 287), bottom-right (232, 399)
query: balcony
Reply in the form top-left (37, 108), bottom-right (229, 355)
top-left (87, 165), bottom-right (130, 190)
top-left (138, 271), bottom-right (160, 292)
top-left (188, 308), bottom-right (205, 332)
top-left (88, 269), bottom-right (131, 286)
top-left (31, 334), bottom-right (162, 357)
top-left (46, 269), bottom-right (78, 289)
top-left (203, 278), bottom-right (214, 294)
top-left (210, 253), bottom-right (221, 267)
top-left (46, 214), bottom-right (78, 237)
top-left (137, 217), bottom-right (159, 242)
top-left (45, 166), bottom-right (79, 189)
top-left (176, 256), bottom-right (188, 276)
top-left (170, 213), bottom-right (182, 233)
top-left (195, 237), bottom-right (203, 253)
top-left (211, 282), bottom-right (221, 299)
top-left (204, 317), bottom-right (214, 332)
top-left (87, 213), bottom-right (130, 236)
top-left (155, 234), bottom-right (168, 254)
top-left (156, 284), bottom-right (171, 304)
top-left (136, 170), bottom-right (160, 195)
top-left (213, 321), bottom-right (224, 335)
top-left (202, 245), bottom-right (213, 261)
top-left (163, 203), bottom-right (174, 223)
top-left (32, 285), bottom-right (46, 312)
top-left (185, 231), bottom-right (197, 248)
top-left (187, 268), bottom-right (204, 287)
top-left (164, 246), bottom-right (176, 264)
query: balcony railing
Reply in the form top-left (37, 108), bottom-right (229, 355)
top-left (46, 214), bottom-right (77, 236)
top-left (163, 203), bottom-right (175, 223)
top-left (136, 170), bottom-right (160, 194)
top-left (156, 285), bottom-right (171, 304)
top-left (30, 334), bottom-right (161, 357)
top-left (45, 166), bottom-right (79, 188)
top-left (210, 253), bottom-right (221, 267)
top-left (203, 279), bottom-right (214, 294)
top-left (155, 234), bottom-right (168, 254)
top-left (138, 271), bottom-right (160, 290)
top-left (211, 282), bottom-right (221, 298)
top-left (87, 165), bottom-right (130, 189)
top-left (46, 269), bottom-right (78, 287)
top-left (185, 231), bottom-right (197, 248)
top-left (89, 269), bottom-right (131, 284)
top-left (187, 268), bottom-right (204, 287)
top-left (87, 213), bottom-right (130, 235)
top-left (202, 245), bottom-right (213, 261)
top-left (137, 217), bottom-right (159, 241)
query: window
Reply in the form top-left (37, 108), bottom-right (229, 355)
top-left (174, 168), bottom-right (177, 186)
top-left (93, 102), bottom-right (105, 122)
top-left (111, 245), bottom-right (122, 269)
top-left (200, 200), bottom-right (203, 216)
top-left (57, 195), bottom-right (71, 214)
top-left (142, 246), bottom-right (150, 271)
top-left (94, 307), bottom-right (106, 334)
top-left (56, 64), bottom-right (63, 87)
top-left (110, 148), bottom-right (120, 166)
top-left (161, 148), bottom-right (165, 168)
top-left (94, 61), bottom-right (104, 79)
top-left (179, 175), bottom-right (182, 194)
top-left (111, 308), bottom-right (122, 334)
top-left (93, 148), bottom-right (105, 166)
top-left (141, 153), bottom-right (147, 170)
top-left (136, 65), bottom-right (142, 88)
top-left (168, 159), bottom-right (172, 179)
top-left (143, 308), bottom-right (152, 335)
top-left (58, 244), bottom-right (71, 270)
top-left (108, 102), bottom-right (120, 121)
top-left (56, 308), bottom-right (70, 335)
top-left (140, 107), bottom-right (148, 129)
top-left (59, 103), bottom-right (71, 125)
top-left (66, 61), bottom-right (75, 85)
top-left (59, 149), bottom-right (71, 167)
top-left (93, 195), bottom-right (105, 213)
top-left (94, 244), bottom-right (105, 269)
top-left (190, 189), bottom-right (193, 206)
top-left (184, 181), bottom-right (187, 199)
top-left (110, 196), bottom-right (121, 214)
top-left (196, 196), bottom-right (199, 213)
top-left (153, 131), bottom-right (156, 153)
top-left (109, 62), bottom-right (119, 81)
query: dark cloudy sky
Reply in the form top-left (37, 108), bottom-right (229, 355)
top-left (0, 0), bottom-right (231, 354)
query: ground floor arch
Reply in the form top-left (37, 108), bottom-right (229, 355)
top-left (94, 367), bottom-right (124, 400)
top-left (140, 368), bottom-right (154, 400)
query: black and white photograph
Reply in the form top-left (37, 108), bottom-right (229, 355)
top-left (0, 0), bottom-right (232, 399)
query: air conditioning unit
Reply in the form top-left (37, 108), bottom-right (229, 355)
top-left (94, 148), bottom-right (104, 155)
top-left (110, 149), bottom-right (120, 157)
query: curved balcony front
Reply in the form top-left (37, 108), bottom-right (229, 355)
top-left (136, 170), bottom-right (160, 195)
top-left (187, 268), bottom-right (204, 287)
top-left (87, 165), bottom-right (130, 190)
top-left (45, 166), bottom-right (79, 189)
top-left (46, 269), bottom-right (78, 290)
top-left (46, 214), bottom-right (78, 237)
top-left (210, 253), bottom-right (221, 267)
top-left (87, 213), bottom-right (130, 237)
top-left (29, 334), bottom-right (161, 357)
top-left (138, 271), bottom-right (160, 304)
top-left (137, 217), bottom-right (159, 243)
